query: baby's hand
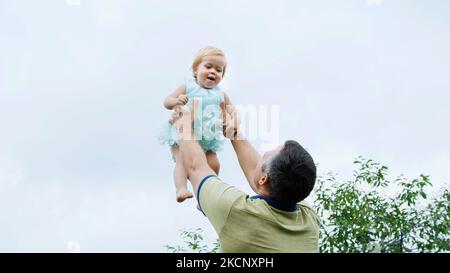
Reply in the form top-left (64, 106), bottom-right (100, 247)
top-left (176, 95), bottom-right (189, 106)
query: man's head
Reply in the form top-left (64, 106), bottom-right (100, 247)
top-left (254, 140), bottom-right (316, 206)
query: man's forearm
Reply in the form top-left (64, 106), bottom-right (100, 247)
top-left (179, 130), bottom-right (207, 176)
top-left (179, 135), bottom-right (215, 195)
top-left (174, 103), bottom-right (215, 195)
top-left (231, 136), bottom-right (261, 191)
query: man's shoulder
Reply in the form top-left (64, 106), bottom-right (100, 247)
top-left (197, 175), bottom-right (249, 235)
top-left (199, 175), bottom-right (239, 195)
top-left (198, 175), bottom-right (247, 210)
top-left (298, 200), bottom-right (320, 225)
top-left (298, 200), bottom-right (314, 210)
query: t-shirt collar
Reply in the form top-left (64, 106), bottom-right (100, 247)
top-left (250, 195), bottom-right (298, 212)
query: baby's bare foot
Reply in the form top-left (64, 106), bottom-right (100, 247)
top-left (176, 189), bottom-right (193, 203)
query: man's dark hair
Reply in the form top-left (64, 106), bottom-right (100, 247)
top-left (267, 140), bottom-right (316, 206)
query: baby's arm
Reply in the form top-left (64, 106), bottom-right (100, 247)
top-left (163, 84), bottom-right (188, 110)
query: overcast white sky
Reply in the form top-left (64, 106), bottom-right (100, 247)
top-left (1, 0), bottom-right (449, 252)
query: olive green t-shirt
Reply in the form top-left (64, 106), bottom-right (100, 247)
top-left (198, 175), bottom-right (320, 253)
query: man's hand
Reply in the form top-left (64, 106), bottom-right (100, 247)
top-left (176, 94), bottom-right (189, 106)
top-left (220, 102), bottom-right (240, 140)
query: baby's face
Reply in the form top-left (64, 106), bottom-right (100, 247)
top-left (195, 55), bottom-right (226, 89)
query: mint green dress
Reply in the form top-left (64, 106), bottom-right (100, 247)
top-left (159, 78), bottom-right (225, 160)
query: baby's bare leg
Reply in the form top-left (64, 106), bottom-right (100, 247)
top-left (172, 145), bottom-right (193, 202)
top-left (206, 151), bottom-right (220, 175)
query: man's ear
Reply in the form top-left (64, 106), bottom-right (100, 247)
top-left (258, 174), bottom-right (270, 186)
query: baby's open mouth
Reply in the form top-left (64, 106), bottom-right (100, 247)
top-left (207, 76), bottom-right (215, 81)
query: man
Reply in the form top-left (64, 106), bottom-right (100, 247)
top-left (172, 101), bottom-right (320, 252)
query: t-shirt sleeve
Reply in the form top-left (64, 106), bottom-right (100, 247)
top-left (197, 175), bottom-right (246, 234)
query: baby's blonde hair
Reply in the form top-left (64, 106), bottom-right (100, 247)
top-left (192, 46), bottom-right (227, 79)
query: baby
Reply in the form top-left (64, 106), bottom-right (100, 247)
top-left (159, 46), bottom-right (236, 202)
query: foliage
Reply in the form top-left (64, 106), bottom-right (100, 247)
top-left (165, 228), bottom-right (219, 253)
top-left (315, 156), bottom-right (449, 253)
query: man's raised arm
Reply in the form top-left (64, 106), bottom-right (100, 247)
top-left (174, 101), bottom-right (215, 195)
top-left (221, 103), bottom-right (262, 192)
